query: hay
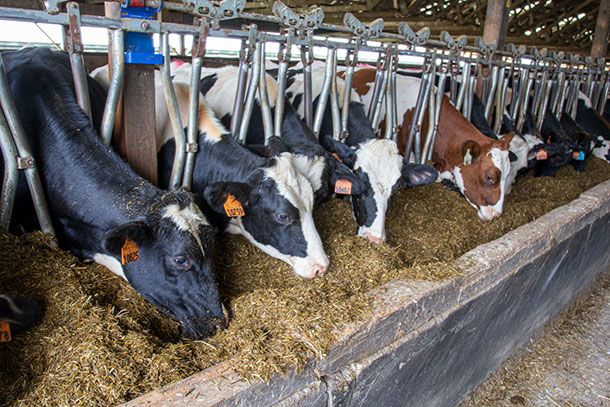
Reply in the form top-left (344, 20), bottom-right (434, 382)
top-left (1, 158), bottom-right (610, 406)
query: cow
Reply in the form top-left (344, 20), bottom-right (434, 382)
top-left (285, 63), bottom-right (438, 243)
top-left (153, 77), bottom-right (329, 279)
top-left (170, 64), bottom-right (365, 206)
top-left (347, 69), bottom-right (514, 221)
top-left (575, 96), bottom-right (610, 163)
top-left (2, 47), bottom-right (226, 339)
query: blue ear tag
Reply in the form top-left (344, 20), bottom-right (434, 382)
top-left (574, 151), bottom-right (585, 161)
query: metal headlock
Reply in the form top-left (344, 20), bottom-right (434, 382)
top-left (341, 12), bottom-right (383, 140)
top-left (0, 0), bottom-right (607, 233)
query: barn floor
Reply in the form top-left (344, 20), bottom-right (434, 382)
top-left (459, 267), bottom-right (610, 407)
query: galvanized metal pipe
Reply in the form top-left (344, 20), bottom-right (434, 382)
top-left (554, 72), bottom-right (569, 119)
top-left (465, 74), bottom-right (476, 121)
top-left (494, 68), bottom-right (508, 133)
top-left (413, 69), bottom-right (435, 162)
top-left (367, 64), bottom-right (384, 121)
top-left (238, 38), bottom-right (262, 144)
top-left (0, 109), bottom-right (17, 232)
top-left (101, 29), bottom-right (124, 146)
top-left (455, 62), bottom-right (470, 112)
top-left (424, 71), bottom-right (447, 162)
top-left (69, 52), bottom-right (92, 120)
top-left (484, 65), bottom-right (499, 125)
top-left (371, 67), bottom-right (389, 131)
top-left (599, 78), bottom-right (610, 116)
top-left (511, 68), bottom-right (527, 123)
top-left (340, 64), bottom-right (355, 139)
top-left (274, 58), bottom-right (288, 138)
top-left (516, 70), bottom-right (535, 132)
top-left (391, 67), bottom-right (398, 143)
top-left (182, 55), bottom-right (203, 189)
top-left (303, 61), bottom-right (313, 129)
top-left (312, 47), bottom-right (335, 138)
top-left (330, 64), bottom-right (342, 141)
top-left (536, 78), bottom-right (553, 132)
top-left (160, 33), bottom-right (186, 189)
top-left (0, 53), bottom-right (55, 236)
top-left (404, 70), bottom-right (428, 161)
top-left (230, 40), bottom-right (249, 138)
top-left (258, 42), bottom-right (274, 144)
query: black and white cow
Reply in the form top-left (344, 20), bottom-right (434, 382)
top-left (154, 78), bottom-right (329, 279)
top-left (575, 96), bottom-right (610, 163)
top-left (3, 47), bottom-right (226, 339)
top-left (285, 63), bottom-right (438, 243)
top-left (171, 64), bottom-right (365, 205)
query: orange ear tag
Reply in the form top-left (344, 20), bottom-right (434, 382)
top-left (224, 194), bottom-right (245, 217)
top-left (334, 179), bottom-right (352, 195)
top-left (332, 153), bottom-right (343, 163)
top-left (0, 320), bottom-right (11, 342)
top-left (121, 237), bottom-right (140, 265)
top-left (536, 150), bottom-right (547, 160)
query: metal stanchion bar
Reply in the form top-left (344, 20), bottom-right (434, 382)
top-left (0, 109), bottom-right (17, 232)
top-left (101, 29), bottom-right (124, 146)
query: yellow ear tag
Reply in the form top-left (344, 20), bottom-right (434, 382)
top-left (121, 237), bottom-right (140, 265)
top-left (224, 194), bottom-right (245, 217)
top-left (334, 179), bottom-right (353, 195)
top-left (0, 320), bottom-right (11, 342)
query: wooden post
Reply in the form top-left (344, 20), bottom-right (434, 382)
top-left (122, 66), bottom-right (158, 186)
top-left (104, 1), bottom-right (158, 185)
top-left (591, 0), bottom-right (610, 59)
top-left (476, 0), bottom-right (509, 97)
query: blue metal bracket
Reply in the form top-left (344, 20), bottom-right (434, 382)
top-left (120, 0), bottom-right (162, 65)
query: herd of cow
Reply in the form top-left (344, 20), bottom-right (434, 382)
top-left (2, 46), bottom-right (610, 340)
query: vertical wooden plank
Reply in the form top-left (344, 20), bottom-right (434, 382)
top-left (122, 65), bottom-right (158, 186)
top-left (476, 0), bottom-right (508, 97)
top-left (591, 0), bottom-right (610, 59)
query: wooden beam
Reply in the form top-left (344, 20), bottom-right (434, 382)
top-left (591, 0), bottom-right (610, 59)
top-left (482, 0), bottom-right (508, 50)
top-left (533, 0), bottom-right (596, 39)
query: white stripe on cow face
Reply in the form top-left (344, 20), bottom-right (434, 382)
top-left (477, 147), bottom-right (510, 221)
top-left (354, 139), bottom-right (403, 243)
top-left (93, 253), bottom-right (126, 280)
top-left (264, 153), bottom-right (329, 277)
top-left (593, 137), bottom-right (610, 162)
top-left (162, 203), bottom-right (209, 255)
top-left (451, 165), bottom-right (478, 213)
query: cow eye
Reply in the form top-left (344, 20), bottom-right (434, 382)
top-left (275, 213), bottom-right (293, 225)
top-left (172, 256), bottom-right (191, 269)
top-left (485, 175), bottom-right (496, 185)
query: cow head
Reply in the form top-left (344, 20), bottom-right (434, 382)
top-left (443, 134), bottom-right (514, 221)
top-left (100, 189), bottom-right (226, 339)
top-left (202, 153), bottom-right (329, 279)
top-left (323, 136), bottom-right (438, 243)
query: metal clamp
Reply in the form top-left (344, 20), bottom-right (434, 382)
top-left (181, 0), bottom-right (245, 28)
top-left (66, 2), bottom-right (84, 54)
top-left (17, 156), bottom-right (35, 170)
top-left (343, 13), bottom-right (384, 40)
top-left (399, 22), bottom-right (430, 46)
top-left (272, 1), bottom-right (324, 31)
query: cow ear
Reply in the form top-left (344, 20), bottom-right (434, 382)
top-left (203, 182), bottom-right (251, 214)
top-left (329, 159), bottom-right (367, 195)
top-left (320, 136), bottom-right (357, 167)
top-left (461, 140), bottom-right (481, 165)
top-left (102, 222), bottom-right (152, 257)
top-left (402, 163), bottom-right (438, 187)
top-left (508, 151), bottom-right (518, 162)
top-left (496, 132), bottom-right (515, 149)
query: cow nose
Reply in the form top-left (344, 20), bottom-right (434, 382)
top-left (312, 263), bottom-right (328, 278)
top-left (365, 234), bottom-right (385, 244)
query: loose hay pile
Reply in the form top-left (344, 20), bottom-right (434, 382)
top-left (1, 158), bottom-right (610, 406)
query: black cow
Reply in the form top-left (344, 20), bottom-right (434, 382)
top-left (172, 65), bottom-right (365, 206)
top-left (575, 97), bottom-right (610, 163)
top-left (154, 79), bottom-right (329, 279)
top-left (286, 64), bottom-right (438, 243)
top-left (2, 47), bottom-right (225, 339)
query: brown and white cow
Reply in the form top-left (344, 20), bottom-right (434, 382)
top-left (352, 69), bottom-right (515, 221)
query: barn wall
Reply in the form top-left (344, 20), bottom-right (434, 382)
top-left (121, 179), bottom-right (610, 407)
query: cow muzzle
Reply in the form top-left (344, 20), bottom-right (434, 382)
top-left (478, 206), bottom-right (502, 221)
top-left (357, 227), bottom-right (386, 244)
top-left (292, 257), bottom-right (330, 279)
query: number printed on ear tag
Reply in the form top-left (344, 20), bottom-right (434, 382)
top-left (224, 194), bottom-right (245, 217)
top-left (121, 237), bottom-right (140, 265)
top-left (334, 179), bottom-right (352, 195)
top-left (0, 320), bottom-right (12, 342)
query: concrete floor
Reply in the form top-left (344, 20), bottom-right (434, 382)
top-left (459, 268), bottom-right (610, 407)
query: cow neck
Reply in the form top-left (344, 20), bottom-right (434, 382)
top-left (345, 101), bottom-right (376, 146)
top-left (32, 89), bottom-right (160, 228)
